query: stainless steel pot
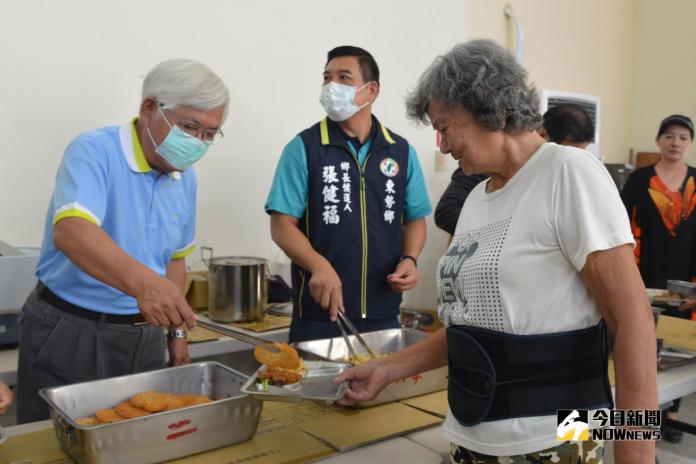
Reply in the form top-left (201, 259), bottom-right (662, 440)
top-left (202, 247), bottom-right (267, 322)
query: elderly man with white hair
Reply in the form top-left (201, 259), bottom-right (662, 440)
top-left (16, 59), bottom-right (228, 423)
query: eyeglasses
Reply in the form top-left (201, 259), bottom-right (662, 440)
top-left (159, 105), bottom-right (224, 144)
top-left (174, 119), bottom-right (224, 144)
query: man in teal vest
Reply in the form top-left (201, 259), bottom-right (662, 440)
top-left (265, 46), bottom-right (431, 342)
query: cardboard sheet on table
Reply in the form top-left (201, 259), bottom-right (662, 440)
top-left (172, 412), bottom-right (335, 464)
top-left (227, 313), bottom-right (292, 332)
top-left (265, 399), bottom-right (442, 452)
top-left (0, 413), bottom-right (335, 464)
top-left (187, 325), bottom-right (221, 343)
top-left (657, 315), bottom-right (696, 351)
top-left (185, 270), bottom-right (209, 312)
top-left (0, 428), bottom-right (71, 464)
top-left (401, 390), bottom-right (448, 417)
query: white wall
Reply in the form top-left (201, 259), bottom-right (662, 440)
top-left (632, 0), bottom-right (696, 164)
top-left (468, 0), bottom-right (636, 163)
top-left (0, 0), bottom-right (468, 308)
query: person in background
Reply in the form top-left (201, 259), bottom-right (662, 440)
top-left (16, 59), bottom-right (229, 424)
top-left (434, 170), bottom-right (487, 236)
top-left (266, 46), bottom-right (431, 343)
top-left (337, 39), bottom-right (656, 464)
top-left (434, 103), bottom-right (595, 236)
top-left (538, 103), bottom-right (595, 150)
top-left (620, 113), bottom-right (695, 443)
top-left (0, 381), bottom-right (12, 415)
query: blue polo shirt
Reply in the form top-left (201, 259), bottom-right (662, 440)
top-left (36, 119), bottom-right (197, 315)
top-left (265, 135), bottom-right (432, 221)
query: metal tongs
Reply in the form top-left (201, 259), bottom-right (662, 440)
top-left (196, 319), bottom-right (280, 353)
top-left (196, 318), bottom-right (335, 361)
top-left (335, 311), bottom-right (377, 361)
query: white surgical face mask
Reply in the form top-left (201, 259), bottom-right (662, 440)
top-left (146, 107), bottom-right (209, 171)
top-left (319, 82), bottom-right (370, 122)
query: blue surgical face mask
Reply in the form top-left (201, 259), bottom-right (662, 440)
top-left (146, 107), bottom-right (209, 171)
top-left (319, 82), bottom-right (370, 122)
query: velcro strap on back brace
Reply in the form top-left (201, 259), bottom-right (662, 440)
top-left (446, 321), bottom-right (613, 426)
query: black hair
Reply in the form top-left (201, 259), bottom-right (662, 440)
top-left (657, 114), bottom-right (694, 139)
top-left (543, 104), bottom-right (595, 144)
top-left (326, 46), bottom-right (380, 85)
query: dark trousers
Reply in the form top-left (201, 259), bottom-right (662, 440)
top-left (289, 315), bottom-right (400, 343)
top-left (16, 290), bottom-right (166, 424)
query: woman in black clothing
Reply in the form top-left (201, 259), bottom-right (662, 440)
top-left (621, 114), bottom-right (696, 306)
top-left (620, 114), bottom-right (695, 443)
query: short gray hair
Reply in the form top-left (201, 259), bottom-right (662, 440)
top-left (142, 58), bottom-right (229, 120)
top-left (406, 39), bottom-right (541, 133)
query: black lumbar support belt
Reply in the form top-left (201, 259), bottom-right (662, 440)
top-left (447, 320), bottom-right (613, 426)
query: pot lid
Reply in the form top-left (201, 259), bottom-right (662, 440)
top-left (210, 256), bottom-right (266, 266)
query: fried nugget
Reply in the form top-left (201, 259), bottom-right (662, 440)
top-left (254, 343), bottom-right (301, 369)
top-left (180, 394), bottom-right (213, 406)
top-left (95, 408), bottom-right (125, 423)
top-left (75, 416), bottom-right (99, 426)
top-left (129, 391), bottom-right (169, 412)
top-left (115, 401), bottom-right (151, 419)
top-left (259, 366), bottom-right (303, 385)
top-left (162, 393), bottom-right (189, 411)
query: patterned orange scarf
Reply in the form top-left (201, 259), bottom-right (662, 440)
top-left (647, 175), bottom-right (696, 237)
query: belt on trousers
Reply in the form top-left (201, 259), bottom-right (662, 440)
top-left (446, 320), bottom-right (613, 426)
top-left (36, 281), bottom-right (147, 325)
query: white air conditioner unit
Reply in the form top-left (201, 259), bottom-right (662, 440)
top-left (538, 90), bottom-right (601, 158)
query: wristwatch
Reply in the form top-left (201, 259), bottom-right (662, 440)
top-left (167, 328), bottom-right (188, 341)
top-left (400, 255), bottom-right (418, 267)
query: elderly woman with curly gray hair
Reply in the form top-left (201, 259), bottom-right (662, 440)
top-left (336, 40), bottom-right (657, 464)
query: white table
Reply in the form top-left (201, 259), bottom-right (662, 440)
top-left (2, 419), bottom-right (446, 464)
top-left (4, 418), bottom-right (51, 438)
top-left (657, 361), bottom-right (696, 406)
top-left (5, 310), bottom-right (696, 463)
top-left (318, 437), bottom-right (443, 463)
top-left (5, 362), bottom-right (696, 463)
top-left (405, 426), bottom-right (450, 462)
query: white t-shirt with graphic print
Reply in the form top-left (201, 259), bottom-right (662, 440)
top-left (438, 142), bottom-right (634, 456)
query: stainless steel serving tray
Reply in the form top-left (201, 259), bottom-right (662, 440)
top-left (293, 328), bottom-right (448, 407)
top-left (667, 280), bottom-right (696, 299)
top-left (39, 361), bottom-right (261, 464)
top-left (658, 344), bottom-right (696, 371)
top-left (241, 360), bottom-right (350, 403)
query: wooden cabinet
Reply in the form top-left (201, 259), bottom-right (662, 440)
top-left (635, 151), bottom-right (661, 168)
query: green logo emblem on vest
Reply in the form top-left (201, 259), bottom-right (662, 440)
top-left (379, 157), bottom-right (399, 177)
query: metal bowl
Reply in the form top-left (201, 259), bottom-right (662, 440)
top-left (667, 280), bottom-right (696, 299)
